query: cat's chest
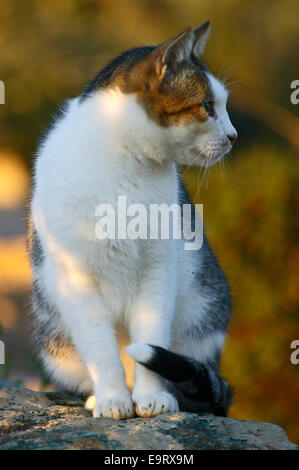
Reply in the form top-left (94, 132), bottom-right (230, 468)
top-left (97, 161), bottom-right (178, 207)
top-left (87, 167), bottom-right (177, 305)
top-left (75, 162), bottom-right (179, 245)
top-left (68, 162), bottom-right (173, 244)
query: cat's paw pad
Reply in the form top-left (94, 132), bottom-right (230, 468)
top-left (91, 395), bottom-right (134, 420)
top-left (134, 391), bottom-right (179, 418)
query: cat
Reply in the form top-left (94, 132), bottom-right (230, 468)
top-left (28, 21), bottom-right (237, 420)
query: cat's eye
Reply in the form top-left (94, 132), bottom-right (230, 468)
top-left (201, 101), bottom-right (214, 114)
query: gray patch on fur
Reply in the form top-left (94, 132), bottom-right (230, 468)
top-left (178, 177), bottom-right (231, 345)
top-left (30, 280), bottom-right (72, 357)
top-left (29, 228), bottom-right (44, 267)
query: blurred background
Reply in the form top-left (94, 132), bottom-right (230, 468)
top-left (0, 0), bottom-right (298, 443)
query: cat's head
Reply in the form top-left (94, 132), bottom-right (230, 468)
top-left (119, 22), bottom-right (237, 167)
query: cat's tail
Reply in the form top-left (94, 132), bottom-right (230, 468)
top-left (126, 343), bottom-right (233, 417)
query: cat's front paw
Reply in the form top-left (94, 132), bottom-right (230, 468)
top-left (85, 393), bottom-right (135, 420)
top-left (134, 391), bottom-right (179, 418)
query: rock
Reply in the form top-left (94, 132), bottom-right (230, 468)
top-left (0, 382), bottom-right (297, 450)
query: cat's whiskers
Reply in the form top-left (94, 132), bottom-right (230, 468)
top-left (224, 151), bottom-right (238, 184)
top-left (225, 80), bottom-right (242, 94)
top-left (205, 161), bottom-right (213, 192)
top-left (194, 168), bottom-right (201, 202)
top-left (217, 62), bottom-right (234, 85)
top-left (180, 153), bottom-right (200, 177)
top-left (195, 163), bottom-right (209, 201)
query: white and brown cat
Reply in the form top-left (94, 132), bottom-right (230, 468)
top-left (28, 22), bottom-right (237, 419)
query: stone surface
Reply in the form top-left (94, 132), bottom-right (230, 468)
top-left (0, 382), bottom-right (297, 450)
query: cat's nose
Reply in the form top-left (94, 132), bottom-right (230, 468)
top-left (227, 133), bottom-right (238, 145)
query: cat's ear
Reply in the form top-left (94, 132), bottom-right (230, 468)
top-left (192, 21), bottom-right (210, 58)
top-left (153, 23), bottom-right (210, 80)
top-left (154, 28), bottom-right (194, 79)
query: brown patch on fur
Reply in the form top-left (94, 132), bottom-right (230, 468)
top-left (45, 335), bottom-right (75, 359)
top-left (116, 47), bottom-right (213, 127)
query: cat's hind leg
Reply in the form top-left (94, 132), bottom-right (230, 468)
top-left (31, 281), bottom-right (94, 396)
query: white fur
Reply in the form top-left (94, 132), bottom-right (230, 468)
top-left (208, 74), bottom-right (237, 139)
top-left (126, 344), bottom-right (154, 363)
top-left (32, 81), bottom-right (231, 419)
top-left (161, 75), bottom-right (237, 169)
top-left (175, 331), bottom-right (226, 363)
